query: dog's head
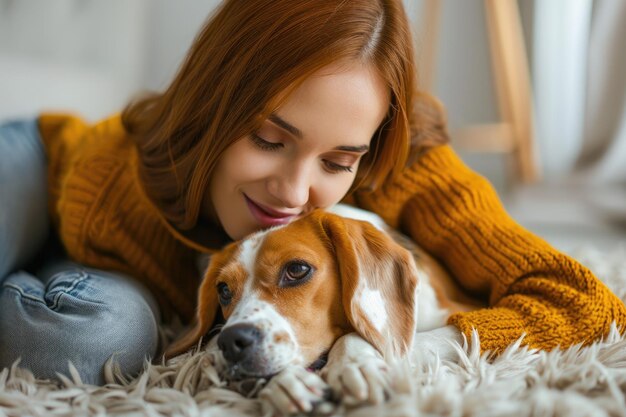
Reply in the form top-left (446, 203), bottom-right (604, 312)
top-left (165, 210), bottom-right (420, 379)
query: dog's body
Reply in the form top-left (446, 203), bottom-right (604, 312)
top-left (166, 205), bottom-right (481, 413)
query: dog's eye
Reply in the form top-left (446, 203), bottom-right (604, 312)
top-left (280, 261), bottom-right (314, 287)
top-left (216, 282), bottom-right (233, 306)
top-left (286, 262), bottom-right (311, 280)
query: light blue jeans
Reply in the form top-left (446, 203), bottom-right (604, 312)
top-left (0, 119), bottom-right (160, 385)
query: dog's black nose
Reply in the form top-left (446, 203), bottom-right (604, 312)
top-left (217, 323), bottom-right (262, 363)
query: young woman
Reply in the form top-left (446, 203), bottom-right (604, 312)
top-left (1, 0), bottom-right (624, 386)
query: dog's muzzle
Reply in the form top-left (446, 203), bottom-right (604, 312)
top-left (218, 323), bottom-right (262, 363)
top-left (217, 323), bottom-right (273, 380)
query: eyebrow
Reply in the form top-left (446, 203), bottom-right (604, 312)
top-left (269, 113), bottom-right (303, 138)
top-left (268, 112), bottom-right (370, 153)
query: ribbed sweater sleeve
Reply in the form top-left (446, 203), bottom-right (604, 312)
top-left (38, 114), bottom-right (92, 226)
top-left (38, 114), bottom-right (202, 321)
top-left (354, 144), bottom-right (626, 353)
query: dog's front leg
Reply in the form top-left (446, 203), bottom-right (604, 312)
top-left (320, 332), bottom-right (390, 406)
top-left (412, 325), bottom-right (465, 364)
top-left (259, 365), bottom-right (331, 416)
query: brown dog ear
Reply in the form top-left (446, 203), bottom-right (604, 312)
top-left (163, 247), bottom-right (234, 358)
top-left (319, 212), bottom-right (419, 360)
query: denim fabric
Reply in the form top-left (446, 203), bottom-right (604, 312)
top-left (0, 119), bottom-right (49, 279)
top-left (0, 119), bottom-right (160, 385)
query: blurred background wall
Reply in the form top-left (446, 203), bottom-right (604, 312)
top-left (1, 0), bottom-right (624, 252)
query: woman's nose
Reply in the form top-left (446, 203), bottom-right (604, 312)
top-left (266, 163), bottom-right (312, 209)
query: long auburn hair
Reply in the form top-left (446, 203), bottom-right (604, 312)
top-left (122, 0), bottom-right (449, 230)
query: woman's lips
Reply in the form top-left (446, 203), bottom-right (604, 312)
top-left (244, 195), bottom-right (297, 227)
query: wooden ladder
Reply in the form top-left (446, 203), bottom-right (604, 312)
top-left (417, 0), bottom-right (540, 183)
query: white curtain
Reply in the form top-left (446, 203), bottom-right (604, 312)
top-left (533, 0), bottom-right (626, 184)
top-left (574, 0), bottom-right (626, 183)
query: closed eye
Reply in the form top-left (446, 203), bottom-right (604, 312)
top-left (250, 133), bottom-right (283, 151)
top-left (324, 160), bottom-right (353, 173)
top-left (251, 131), bottom-right (359, 174)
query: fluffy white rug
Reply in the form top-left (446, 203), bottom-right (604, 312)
top-left (1, 245), bottom-right (626, 417)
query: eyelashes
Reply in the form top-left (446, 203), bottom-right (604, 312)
top-left (250, 133), bottom-right (283, 151)
top-left (324, 161), bottom-right (353, 173)
top-left (249, 133), bottom-right (355, 174)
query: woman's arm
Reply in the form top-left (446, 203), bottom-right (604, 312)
top-left (353, 144), bottom-right (626, 353)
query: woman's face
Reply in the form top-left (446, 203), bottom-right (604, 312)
top-left (206, 62), bottom-right (390, 240)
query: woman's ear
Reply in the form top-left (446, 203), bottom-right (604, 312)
top-left (163, 248), bottom-right (233, 358)
top-left (319, 212), bottom-right (419, 360)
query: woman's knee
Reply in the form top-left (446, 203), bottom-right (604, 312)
top-left (0, 119), bottom-right (49, 279)
top-left (0, 267), bottom-right (161, 385)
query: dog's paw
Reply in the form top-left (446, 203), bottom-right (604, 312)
top-left (321, 355), bottom-right (389, 407)
top-left (259, 366), bottom-right (332, 416)
top-left (320, 333), bottom-right (390, 407)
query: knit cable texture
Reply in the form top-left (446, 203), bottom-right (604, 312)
top-left (39, 114), bottom-right (626, 351)
top-left (355, 145), bottom-right (626, 353)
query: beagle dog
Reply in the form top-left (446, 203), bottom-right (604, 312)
top-left (165, 205), bottom-right (480, 413)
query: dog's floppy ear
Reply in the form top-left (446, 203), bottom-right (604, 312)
top-left (163, 247), bottom-right (235, 358)
top-left (319, 212), bottom-right (419, 359)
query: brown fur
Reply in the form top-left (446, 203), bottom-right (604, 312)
top-left (163, 216), bottom-right (347, 359)
top-left (165, 210), bottom-right (476, 361)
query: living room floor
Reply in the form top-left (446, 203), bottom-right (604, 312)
top-left (502, 183), bottom-right (626, 255)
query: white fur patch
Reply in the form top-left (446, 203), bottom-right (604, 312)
top-left (327, 204), bottom-right (388, 231)
top-left (237, 225), bottom-right (287, 279)
top-left (225, 228), bottom-right (303, 372)
top-left (414, 268), bottom-right (449, 331)
top-left (238, 232), bottom-right (265, 278)
top-left (356, 286), bottom-right (388, 331)
top-left (227, 295), bottom-right (301, 368)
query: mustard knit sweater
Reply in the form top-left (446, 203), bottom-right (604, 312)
top-left (38, 113), bottom-right (626, 354)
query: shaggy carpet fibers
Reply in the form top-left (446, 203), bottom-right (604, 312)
top-left (1, 245), bottom-right (626, 417)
